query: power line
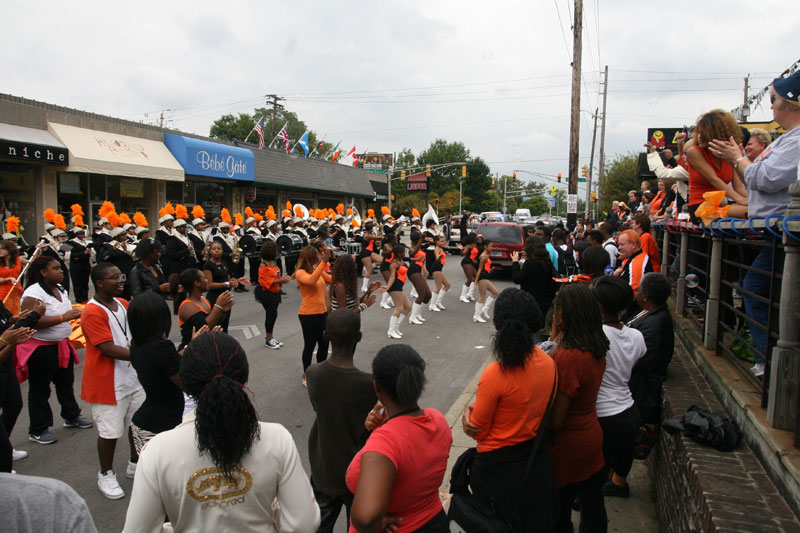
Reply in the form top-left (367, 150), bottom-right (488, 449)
top-left (553, 0), bottom-right (573, 63)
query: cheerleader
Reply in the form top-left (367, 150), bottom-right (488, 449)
top-left (385, 244), bottom-right (411, 339)
top-left (407, 230), bottom-right (432, 325)
top-left (358, 222), bottom-right (382, 293)
top-left (473, 240), bottom-right (499, 323)
top-left (429, 235), bottom-right (451, 311)
top-left (378, 236), bottom-right (396, 309)
top-left (459, 234), bottom-right (479, 302)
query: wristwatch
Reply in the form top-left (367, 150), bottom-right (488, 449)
top-left (225, 281), bottom-right (231, 289)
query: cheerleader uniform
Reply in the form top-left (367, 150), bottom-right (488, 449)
top-left (388, 265), bottom-right (407, 293)
top-left (379, 255), bottom-right (394, 308)
top-left (387, 264), bottom-right (408, 339)
top-left (476, 257), bottom-right (492, 282)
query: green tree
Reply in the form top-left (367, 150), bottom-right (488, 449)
top-left (209, 107), bottom-right (318, 150)
top-left (598, 152), bottom-right (640, 214)
top-left (521, 196), bottom-right (549, 216)
top-left (462, 157), bottom-right (492, 212)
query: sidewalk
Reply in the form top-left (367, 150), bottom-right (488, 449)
top-left (440, 355), bottom-right (659, 532)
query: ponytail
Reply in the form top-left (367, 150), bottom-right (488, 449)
top-left (491, 288), bottom-right (544, 370)
top-left (372, 344), bottom-right (426, 406)
top-left (170, 268), bottom-right (200, 300)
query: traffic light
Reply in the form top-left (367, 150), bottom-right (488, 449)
top-left (512, 172), bottom-right (517, 180)
top-left (401, 170), bottom-right (406, 179)
top-left (581, 165), bottom-right (588, 177)
top-left (557, 173), bottom-right (562, 183)
top-left (591, 191), bottom-right (597, 203)
top-left (462, 165), bottom-right (467, 178)
top-left (426, 164), bottom-right (431, 177)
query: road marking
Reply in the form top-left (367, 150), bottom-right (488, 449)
top-left (228, 324), bottom-right (260, 339)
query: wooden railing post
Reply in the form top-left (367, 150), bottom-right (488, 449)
top-left (768, 181), bottom-right (800, 430)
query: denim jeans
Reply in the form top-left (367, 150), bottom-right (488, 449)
top-left (742, 246), bottom-right (773, 364)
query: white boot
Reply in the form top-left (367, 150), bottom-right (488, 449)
top-left (380, 292), bottom-right (392, 309)
top-left (459, 284), bottom-right (470, 303)
top-left (361, 276), bottom-right (370, 293)
top-left (481, 296), bottom-right (495, 320)
top-left (467, 282), bottom-right (476, 301)
top-left (410, 287), bottom-right (418, 299)
top-left (436, 289), bottom-right (447, 309)
top-left (409, 303), bottom-right (424, 325)
top-left (396, 314), bottom-right (406, 337)
top-left (388, 316), bottom-right (402, 339)
top-left (429, 293), bottom-right (441, 312)
top-left (473, 302), bottom-right (487, 323)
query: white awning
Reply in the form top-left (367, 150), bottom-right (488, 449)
top-left (48, 122), bottom-right (184, 181)
top-left (0, 123), bottom-right (67, 148)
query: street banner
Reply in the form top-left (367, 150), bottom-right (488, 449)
top-left (357, 153), bottom-right (393, 169)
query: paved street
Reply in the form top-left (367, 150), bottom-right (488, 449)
top-left (8, 260), bottom-right (513, 532)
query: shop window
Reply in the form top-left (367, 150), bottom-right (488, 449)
top-left (318, 197), bottom-right (342, 209)
top-left (195, 182), bottom-right (227, 220)
top-left (57, 172), bottom-right (88, 222)
top-left (89, 174), bottom-right (106, 202)
top-left (166, 181), bottom-right (183, 205)
top-left (183, 181), bottom-right (196, 205)
top-left (0, 164), bottom-right (37, 244)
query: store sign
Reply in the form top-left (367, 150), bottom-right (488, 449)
top-left (164, 134), bottom-right (254, 181)
top-left (120, 178), bottom-right (144, 198)
top-left (357, 153), bottom-right (393, 170)
top-left (0, 139), bottom-right (68, 165)
top-left (406, 172), bottom-right (428, 192)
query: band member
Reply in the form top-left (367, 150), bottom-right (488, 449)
top-left (188, 218), bottom-right (207, 264)
top-left (40, 228), bottom-right (71, 296)
top-left (430, 235), bottom-right (451, 311)
top-left (240, 217), bottom-right (263, 286)
top-left (92, 218), bottom-right (113, 247)
top-left (264, 220), bottom-right (280, 241)
top-left (213, 222), bottom-right (247, 293)
top-left (135, 226), bottom-right (150, 242)
top-left (382, 214), bottom-right (399, 240)
top-left (123, 224), bottom-right (137, 244)
top-left (164, 220), bottom-right (197, 278)
top-left (155, 215), bottom-right (173, 247)
top-left (67, 226), bottom-right (94, 304)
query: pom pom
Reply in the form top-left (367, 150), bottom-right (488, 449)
top-left (282, 209), bottom-right (291, 217)
top-left (294, 206), bottom-right (303, 217)
top-left (107, 211), bottom-right (122, 228)
top-left (6, 216), bottom-right (20, 233)
top-left (245, 206), bottom-right (254, 218)
top-left (367, 209), bottom-right (375, 219)
top-left (234, 213), bottom-right (244, 226)
top-left (381, 206), bottom-right (390, 216)
top-left (694, 190), bottom-right (730, 225)
top-left (163, 202), bottom-right (175, 216)
top-left (73, 214), bottom-right (84, 228)
top-left (286, 201), bottom-right (292, 211)
top-left (120, 213), bottom-right (132, 225)
top-left (133, 212), bottom-right (148, 228)
top-left (54, 214), bottom-right (66, 230)
top-left (71, 204), bottom-right (84, 217)
top-left (267, 210), bottom-right (276, 220)
top-left (412, 208), bottom-right (421, 218)
top-left (43, 209), bottom-right (56, 223)
top-left (254, 213), bottom-right (263, 222)
top-left (99, 201), bottom-right (115, 219)
top-left (175, 204), bottom-right (189, 220)
top-left (336, 204), bottom-right (345, 215)
top-left (192, 205), bottom-right (205, 220)
top-left (346, 208), bottom-right (353, 216)
top-left (221, 208), bottom-right (232, 224)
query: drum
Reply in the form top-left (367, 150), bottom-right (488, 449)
top-left (276, 234), bottom-right (303, 256)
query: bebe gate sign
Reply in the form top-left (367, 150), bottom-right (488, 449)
top-left (195, 150), bottom-right (248, 179)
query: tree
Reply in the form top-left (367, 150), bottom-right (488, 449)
top-left (394, 148), bottom-right (415, 170)
top-left (209, 107), bottom-right (319, 151)
top-left (598, 152), bottom-right (640, 214)
top-left (521, 196), bottom-right (549, 216)
top-left (462, 156), bottom-right (492, 212)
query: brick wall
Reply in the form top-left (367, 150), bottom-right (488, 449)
top-left (649, 340), bottom-right (800, 532)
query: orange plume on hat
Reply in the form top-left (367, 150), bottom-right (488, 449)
top-left (120, 213), bottom-right (132, 225)
top-left (234, 213), bottom-right (243, 226)
top-left (133, 212), bottom-right (148, 228)
top-left (5, 216), bottom-right (20, 233)
top-left (98, 201), bottom-right (115, 219)
top-left (367, 209), bottom-right (375, 219)
top-left (73, 214), bottom-right (84, 228)
top-left (412, 208), bottom-right (421, 218)
top-left (175, 204), bottom-right (189, 220)
top-left (381, 206), bottom-right (390, 216)
top-left (220, 208), bottom-right (232, 224)
top-left (267, 210), bottom-right (277, 220)
top-left (191, 205), bottom-right (205, 220)
top-left (245, 206), bottom-right (254, 218)
top-left (336, 204), bottom-right (345, 215)
top-left (346, 208), bottom-right (353, 216)
top-left (107, 211), bottom-right (122, 228)
top-left (43, 209), bottom-right (56, 223)
top-left (54, 214), bottom-right (66, 231)
top-left (254, 213), bottom-right (264, 222)
top-left (163, 202), bottom-right (175, 216)
top-left (286, 201), bottom-right (293, 211)
top-left (71, 204), bottom-right (84, 217)
top-left (294, 206), bottom-right (303, 217)
top-left (282, 209), bottom-right (291, 218)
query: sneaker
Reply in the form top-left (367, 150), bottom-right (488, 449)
top-left (12, 449), bottom-right (28, 461)
top-left (751, 362), bottom-right (765, 377)
top-left (126, 460), bottom-right (137, 479)
top-left (29, 431), bottom-right (57, 445)
top-left (265, 338), bottom-right (280, 350)
top-left (64, 416), bottom-right (93, 429)
top-left (97, 471), bottom-right (125, 499)
top-left (601, 479), bottom-right (630, 498)
top-left (275, 338), bottom-right (284, 347)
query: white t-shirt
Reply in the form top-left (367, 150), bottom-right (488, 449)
top-left (22, 284), bottom-right (74, 342)
top-left (602, 238), bottom-right (618, 269)
top-left (87, 298), bottom-right (141, 400)
top-left (596, 325), bottom-right (646, 417)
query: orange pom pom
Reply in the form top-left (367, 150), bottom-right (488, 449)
top-left (294, 206), bottom-right (303, 217)
top-left (267, 210), bottom-right (277, 220)
top-left (175, 204), bottom-right (189, 220)
top-left (234, 213), bottom-right (243, 226)
top-left (163, 202), bottom-right (175, 216)
top-left (412, 208), bottom-right (421, 218)
top-left (220, 208), bottom-right (232, 224)
top-left (282, 209), bottom-right (291, 218)
top-left (133, 212), bottom-right (148, 228)
top-left (381, 206), bottom-right (390, 216)
top-left (245, 206), bottom-right (254, 218)
top-left (254, 213), bottom-right (263, 222)
top-left (120, 213), bottom-right (132, 225)
top-left (191, 205), bottom-right (205, 220)
top-left (43, 209), bottom-right (56, 223)
top-left (107, 211), bottom-right (122, 228)
top-left (73, 214), bottom-right (84, 228)
top-left (346, 208), bottom-right (353, 216)
top-left (336, 204), bottom-right (345, 215)
top-left (286, 201), bottom-right (293, 211)
top-left (99, 201), bottom-right (115, 219)
top-left (6, 216), bottom-right (20, 233)
top-left (71, 204), bottom-right (84, 217)
top-left (367, 209), bottom-right (375, 219)
top-left (54, 214), bottom-right (66, 231)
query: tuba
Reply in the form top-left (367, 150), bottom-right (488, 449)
top-left (422, 203), bottom-right (439, 231)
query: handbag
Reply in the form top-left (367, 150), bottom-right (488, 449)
top-left (448, 371), bottom-right (557, 532)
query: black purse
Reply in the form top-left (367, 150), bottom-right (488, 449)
top-left (448, 372), bottom-right (557, 532)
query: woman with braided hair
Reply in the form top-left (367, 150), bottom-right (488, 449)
top-left (123, 331), bottom-right (319, 532)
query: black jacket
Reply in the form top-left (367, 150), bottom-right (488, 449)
top-left (511, 259), bottom-right (556, 316)
top-left (128, 262), bottom-right (166, 298)
top-left (628, 305), bottom-right (674, 424)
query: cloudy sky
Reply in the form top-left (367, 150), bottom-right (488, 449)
top-left (4, 0), bottom-right (798, 196)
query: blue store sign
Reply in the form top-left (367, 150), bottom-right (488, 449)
top-left (164, 134), bottom-right (254, 181)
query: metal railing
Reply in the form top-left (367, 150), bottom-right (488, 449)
top-left (652, 181), bottom-right (800, 442)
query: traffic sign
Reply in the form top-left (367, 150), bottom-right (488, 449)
top-left (567, 194), bottom-right (578, 214)
top-left (547, 199), bottom-right (555, 208)
top-left (549, 185), bottom-right (557, 195)
top-left (578, 178), bottom-right (587, 183)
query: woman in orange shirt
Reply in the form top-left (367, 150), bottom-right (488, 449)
top-left (296, 245), bottom-right (332, 384)
top-left (462, 288), bottom-right (558, 530)
top-left (0, 240), bottom-right (24, 304)
top-left (632, 214), bottom-right (661, 273)
top-left (258, 240), bottom-right (291, 350)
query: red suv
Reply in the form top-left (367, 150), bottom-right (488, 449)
top-left (474, 222), bottom-right (525, 269)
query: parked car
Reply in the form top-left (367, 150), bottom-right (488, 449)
top-left (474, 222), bottom-right (525, 270)
top-left (515, 208), bottom-right (534, 224)
top-left (479, 211), bottom-right (505, 222)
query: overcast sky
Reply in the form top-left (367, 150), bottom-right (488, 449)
top-left (4, 0), bottom-right (798, 196)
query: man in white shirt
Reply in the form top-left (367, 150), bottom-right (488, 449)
top-left (599, 222), bottom-right (618, 269)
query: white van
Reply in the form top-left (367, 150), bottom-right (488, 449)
top-left (515, 208), bottom-right (532, 223)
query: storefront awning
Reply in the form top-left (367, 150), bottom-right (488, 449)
top-left (48, 122), bottom-right (184, 181)
top-left (0, 122), bottom-right (69, 165)
top-left (164, 134), bottom-right (254, 182)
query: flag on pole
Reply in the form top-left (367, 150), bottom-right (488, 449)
top-left (339, 146), bottom-right (357, 166)
top-left (297, 131), bottom-right (310, 156)
top-left (269, 122), bottom-right (290, 149)
top-left (254, 118), bottom-right (266, 149)
top-left (328, 141), bottom-right (341, 162)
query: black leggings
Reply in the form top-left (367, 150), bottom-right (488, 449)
top-left (299, 313), bottom-right (328, 372)
top-left (599, 405), bottom-right (640, 478)
top-left (0, 367), bottom-right (23, 437)
top-left (260, 293), bottom-right (280, 334)
top-left (27, 344), bottom-right (81, 435)
top-left (557, 466), bottom-right (608, 533)
top-left (409, 272), bottom-right (431, 304)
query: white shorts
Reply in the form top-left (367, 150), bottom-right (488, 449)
top-left (91, 388), bottom-right (146, 440)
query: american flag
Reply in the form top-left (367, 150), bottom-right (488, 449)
top-left (254, 118), bottom-right (265, 149)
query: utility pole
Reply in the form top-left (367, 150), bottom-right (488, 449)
top-left (502, 173), bottom-right (507, 213)
top-left (265, 94), bottom-right (285, 137)
top-left (597, 65), bottom-right (609, 219)
top-left (741, 74), bottom-right (750, 123)
top-left (586, 108), bottom-right (598, 220)
top-left (567, 0), bottom-right (583, 230)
